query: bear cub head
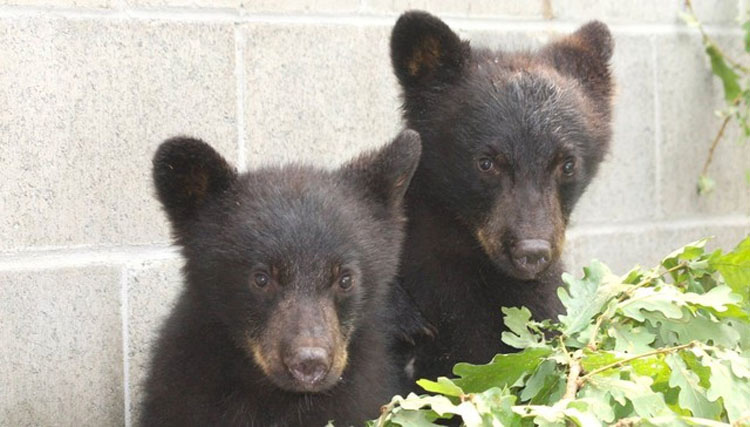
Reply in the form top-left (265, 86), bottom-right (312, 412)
top-left (153, 130), bottom-right (421, 393)
top-left (391, 12), bottom-right (614, 281)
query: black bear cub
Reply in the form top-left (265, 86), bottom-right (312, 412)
top-left (141, 130), bottom-right (421, 426)
top-left (391, 12), bottom-right (615, 381)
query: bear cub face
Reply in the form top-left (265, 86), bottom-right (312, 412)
top-left (153, 130), bottom-right (421, 394)
top-left (391, 12), bottom-right (614, 281)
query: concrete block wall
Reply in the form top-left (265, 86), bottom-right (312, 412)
top-left (1, 0), bottom-right (749, 425)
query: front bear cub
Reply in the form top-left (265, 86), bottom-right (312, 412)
top-left (391, 12), bottom-right (615, 381)
top-left (140, 130), bottom-right (421, 426)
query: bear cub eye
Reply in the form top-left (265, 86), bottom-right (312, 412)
top-left (477, 158), bottom-right (494, 172)
top-left (338, 273), bottom-right (353, 290)
top-left (253, 272), bottom-right (270, 288)
top-left (562, 158), bottom-right (576, 176)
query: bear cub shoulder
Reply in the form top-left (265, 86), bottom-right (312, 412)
top-left (140, 130), bottom-right (421, 426)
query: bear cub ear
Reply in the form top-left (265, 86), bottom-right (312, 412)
top-left (390, 10), bottom-right (469, 90)
top-left (543, 20), bottom-right (614, 101)
top-left (152, 137), bottom-right (237, 228)
top-left (343, 129), bottom-right (422, 211)
top-left (570, 21), bottom-right (614, 64)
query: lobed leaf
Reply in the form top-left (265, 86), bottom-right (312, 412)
top-left (665, 353), bottom-right (722, 419)
top-left (702, 352), bottom-right (750, 423)
top-left (452, 347), bottom-right (552, 393)
top-left (711, 236), bottom-right (750, 307)
top-left (417, 377), bottom-right (463, 397)
top-left (557, 261), bottom-right (627, 337)
top-left (501, 306), bottom-right (543, 349)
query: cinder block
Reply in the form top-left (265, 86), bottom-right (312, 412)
top-left (564, 223), bottom-right (750, 275)
top-left (242, 0), bottom-right (360, 13)
top-left (458, 26), bottom-right (548, 51)
top-left (0, 0), bottom-right (113, 8)
top-left (127, 0), bottom-right (358, 11)
top-left (548, 0), bottom-right (739, 25)
top-left (126, 0), bottom-right (242, 8)
top-left (0, 265), bottom-right (123, 426)
top-left (687, 0), bottom-right (742, 26)
top-left (242, 23), bottom-right (402, 168)
top-left (361, 0), bottom-right (545, 18)
top-left (125, 257), bottom-right (184, 424)
top-left (0, 18), bottom-right (237, 252)
top-left (571, 33), bottom-right (658, 225)
top-left (655, 31), bottom-right (750, 218)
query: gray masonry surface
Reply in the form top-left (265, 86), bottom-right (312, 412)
top-left (1, 0), bottom-right (749, 425)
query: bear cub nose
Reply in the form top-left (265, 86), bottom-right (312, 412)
top-left (285, 347), bottom-right (330, 385)
top-left (511, 239), bottom-right (552, 276)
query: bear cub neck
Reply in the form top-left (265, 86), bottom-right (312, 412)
top-left (141, 130), bottom-right (421, 426)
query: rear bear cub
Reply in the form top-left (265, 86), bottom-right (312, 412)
top-left (140, 130), bottom-right (421, 426)
top-left (391, 11), bottom-right (615, 381)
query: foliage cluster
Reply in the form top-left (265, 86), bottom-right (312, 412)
top-left (370, 237), bottom-right (750, 426)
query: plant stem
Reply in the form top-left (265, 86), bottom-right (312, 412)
top-left (586, 315), bottom-right (606, 350)
top-left (375, 400), bottom-right (398, 427)
top-left (563, 360), bottom-right (582, 400)
top-left (579, 342), bottom-right (697, 383)
top-left (630, 262), bottom-right (686, 293)
top-left (701, 107), bottom-right (735, 177)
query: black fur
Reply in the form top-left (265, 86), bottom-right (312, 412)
top-left (141, 130), bottom-right (421, 426)
top-left (390, 11), bottom-right (615, 381)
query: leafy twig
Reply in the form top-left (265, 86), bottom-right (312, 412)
top-left (579, 341), bottom-right (697, 383)
top-left (684, 0), bottom-right (750, 74)
top-left (585, 262), bottom-right (686, 351)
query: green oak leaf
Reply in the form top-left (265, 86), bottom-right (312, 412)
top-left (452, 347), bottom-right (551, 393)
top-left (681, 285), bottom-right (742, 313)
top-left (710, 236), bottom-right (750, 307)
top-left (713, 348), bottom-right (750, 379)
top-left (472, 388), bottom-right (522, 426)
top-left (558, 261), bottom-right (628, 336)
top-left (662, 239), bottom-right (708, 268)
top-left (580, 350), bottom-right (671, 388)
top-left (665, 353), bottom-right (722, 419)
top-left (618, 286), bottom-right (686, 322)
top-left (681, 351), bottom-right (713, 389)
top-left (389, 410), bottom-right (440, 427)
top-left (647, 309), bottom-right (741, 348)
top-left (501, 306), bottom-right (543, 349)
top-left (580, 350), bottom-right (619, 373)
top-left (519, 359), bottom-right (557, 402)
top-left (578, 386), bottom-right (616, 423)
top-left (417, 377), bottom-right (464, 397)
top-left (610, 323), bottom-right (657, 354)
top-left (702, 353), bottom-right (750, 423)
top-left (642, 415), bottom-right (733, 426)
top-left (396, 394), bottom-right (474, 423)
top-left (586, 374), bottom-right (671, 419)
top-left (515, 400), bottom-right (603, 427)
